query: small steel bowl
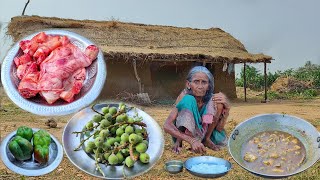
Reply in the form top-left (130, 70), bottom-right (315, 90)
top-left (164, 160), bottom-right (184, 174)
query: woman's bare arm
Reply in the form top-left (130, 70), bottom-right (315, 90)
top-left (163, 108), bottom-right (194, 144)
top-left (163, 108), bottom-right (206, 153)
top-left (205, 103), bottom-right (223, 140)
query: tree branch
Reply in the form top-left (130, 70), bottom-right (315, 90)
top-left (22, 0), bottom-right (30, 16)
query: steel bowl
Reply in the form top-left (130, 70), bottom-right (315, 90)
top-left (0, 128), bottom-right (63, 176)
top-left (228, 113), bottom-right (320, 178)
top-left (62, 103), bottom-right (165, 179)
top-left (0, 29), bottom-right (106, 116)
top-left (184, 156), bottom-right (232, 178)
top-left (164, 160), bottom-right (184, 174)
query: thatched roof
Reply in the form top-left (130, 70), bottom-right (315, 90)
top-left (7, 16), bottom-right (272, 63)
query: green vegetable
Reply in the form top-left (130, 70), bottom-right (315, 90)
top-left (16, 126), bottom-right (33, 142)
top-left (34, 145), bottom-right (49, 163)
top-left (33, 129), bottom-right (51, 147)
top-left (8, 136), bottom-right (33, 161)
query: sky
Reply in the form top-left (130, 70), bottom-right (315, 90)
top-left (1, 0), bottom-right (320, 76)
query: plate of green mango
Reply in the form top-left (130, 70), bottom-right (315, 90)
top-left (0, 126), bottom-right (63, 176)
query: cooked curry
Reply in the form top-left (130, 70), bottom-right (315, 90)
top-left (242, 131), bottom-right (306, 175)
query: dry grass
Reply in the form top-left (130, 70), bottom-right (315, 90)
top-left (0, 89), bottom-right (319, 180)
top-left (7, 15), bottom-right (272, 63)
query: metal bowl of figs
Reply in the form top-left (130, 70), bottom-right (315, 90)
top-left (228, 113), bottom-right (320, 178)
top-left (62, 102), bottom-right (165, 179)
top-left (1, 29), bottom-right (106, 116)
top-left (0, 128), bottom-right (63, 176)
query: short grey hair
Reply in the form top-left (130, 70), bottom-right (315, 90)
top-left (186, 66), bottom-right (214, 103)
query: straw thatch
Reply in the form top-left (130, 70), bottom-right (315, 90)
top-left (7, 16), bottom-right (272, 63)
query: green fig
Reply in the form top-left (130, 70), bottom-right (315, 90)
top-left (121, 133), bottom-right (129, 142)
top-left (116, 152), bottom-right (124, 164)
top-left (139, 153), bottom-right (150, 164)
top-left (92, 114), bottom-right (102, 123)
top-left (109, 107), bottom-right (117, 115)
top-left (85, 145), bottom-right (94, 153)
top-left (100, 119), bottom-right (111, 129)
top-left (108, 153), bottom-right (119, 165)
top-left (85, 121), bottom-right (94, 130)
top-left (125, 156), bottom-right (135, 167)
top-left (102, 142), bottom-right (111, 150)
top-left (87, 141), bottom-right (96, 149)
top-left (104, 113), bottom-right (113, 121)
top-left (116, 128), bottom-right (124, 136)
top-left (106, 137), bottom-right (116, 146)
top-left (125, 126), bottom-right (134, 134)
top-left (128, 117), bottom-right (134, 123)
top-left (135, 142), bottom-right (148, 153)
top-left (129, 134), bottom-right (140, 145)
top-left (101, 107), bottom-right (109, 114)
top-left (94, 137), bottom-right (104, 148)
top-left (115, 136), bottom-right (121, 143)
top-left (99, 129), bottom-right (109, 139)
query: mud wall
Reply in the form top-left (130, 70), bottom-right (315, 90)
top-left (98, 60), bottom-right (237, 101)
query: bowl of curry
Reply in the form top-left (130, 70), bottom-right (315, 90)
top-left (228, 113), bottom-right (320, 178)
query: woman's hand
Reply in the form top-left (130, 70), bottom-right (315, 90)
top-left (213, 92), bottom-right (230, 109)
top-left (172, 139), bottom-right (182, 154)
top-left (190, 139), bottom-right (206, 154)
top-left (213, 92), bottom-right (230, 116)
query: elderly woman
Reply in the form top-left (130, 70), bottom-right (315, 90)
top-left (163, 66), bottom-right (230, 154)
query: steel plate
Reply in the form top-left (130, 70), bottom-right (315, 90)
top-left (184, 156), bottom-right (232, 178)
top-left (0, 29), bottom-right (107, 116)
top-left (62, 103), bottom-right (165, 179)
top-left (0, 128), bottom-right (63, 176)
top-left (228, 113), bottom-right (320, 178)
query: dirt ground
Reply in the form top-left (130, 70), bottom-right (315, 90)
top-left (0, 90), bottom-right (319, 180)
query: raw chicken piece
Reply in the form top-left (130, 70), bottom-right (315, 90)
top-left (38, 73), bottom-right (64, 104)
top-left (18, 63), bottom-right (39, 98)
top-left (60, 68), bottom-right (86, 103)
top-left (19, 32), bottom-right (47, 56)
top-left (14, 54), bottom-right (33, 67)
top-left (19, 32), bottom-right (70, 65)
top-left (17, 62), bottom-right (38, 80)
top-left (38, 43), bottom-right (98, 104)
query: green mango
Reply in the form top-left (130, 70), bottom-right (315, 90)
top-left (8, 136), bottom-right (33, 161)
top-left (33, 129), bottom-right (51, 147)
top-left (16, 126), bottom-right (33, 142)
top-left (34, 145), bottom-right (49, 163)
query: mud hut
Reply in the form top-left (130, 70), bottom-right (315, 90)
top-left (7, 16), bottom-right (272, 101)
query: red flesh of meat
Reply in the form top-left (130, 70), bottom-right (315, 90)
top-left (15, 32), bottom-right (98, 104)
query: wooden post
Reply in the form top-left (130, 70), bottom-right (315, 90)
top-left (132, 59), bottom-right (142, 93)
top-left (243, 63), bottom-right (247, 102)
top-left (263, 61), bottom-right (268, 103)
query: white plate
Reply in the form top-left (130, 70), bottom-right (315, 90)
top-left (0, 29), bottom-right (107, 116)
top-left (0, 128), bottom-right (63, 176)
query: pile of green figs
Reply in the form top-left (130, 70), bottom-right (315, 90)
top-left (73, 103), bottom-right (150, 172)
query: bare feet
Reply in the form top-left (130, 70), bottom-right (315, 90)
top-left (172, 139), bottom-right (182, 154)
top-left (204, 139), bottom-right (221, 151)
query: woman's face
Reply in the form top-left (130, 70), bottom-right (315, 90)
top-left (187, 72), bottom-right (209, 97)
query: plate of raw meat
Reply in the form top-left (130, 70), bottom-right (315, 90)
top-left (1, 30), bottom-right (107, 116)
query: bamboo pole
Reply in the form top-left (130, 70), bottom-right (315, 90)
top-left (243, 63), bottom-right (247, 102)
top-left (263, 61), bottom-right (268, 103)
